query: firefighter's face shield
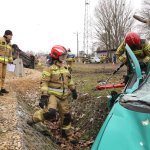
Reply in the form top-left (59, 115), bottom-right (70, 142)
top-left (59, 54), bottom-right (67, 62)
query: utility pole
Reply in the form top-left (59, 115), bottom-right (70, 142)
top-left (83, 0), bottom-right (90, 55)
top-left (76, 32), bottom-right (79, 58)
top-left (74, 32), bottom-right (79, 58)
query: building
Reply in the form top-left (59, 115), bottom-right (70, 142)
top-left (95, 49), bottom-right (116, 63)
top-left (96, 49), bottom-right (116, 57)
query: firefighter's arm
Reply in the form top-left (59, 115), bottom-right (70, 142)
top-left (116, 41), bottom-right (126, 63)
top-left (68, 75), bottom-right (77, 99)
top-left (0, 39), bottom-right (8, 57)
top-left (8, 45), bottom-right (13, 63)
top-left (68, 74), bottom-right (75, 90)
top-left (143, 41), bottom-right (150, 63)
top-left (40, 67), bottom-right (51, 95)
top-left (0, 38), bottom-right (5, 49)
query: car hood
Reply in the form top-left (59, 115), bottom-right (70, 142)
top-left (92, 75), bottom-right (150, 150)
top-left (92, 102), bottom-right (150, 150)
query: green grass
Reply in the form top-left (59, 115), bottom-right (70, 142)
top-left (72, 63), bottom-right (126, 97)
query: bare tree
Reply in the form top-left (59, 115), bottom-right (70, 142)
top-left (133, 0), bottom-right (150, 39)
top-left (94, 0), bottom-right (134, 57)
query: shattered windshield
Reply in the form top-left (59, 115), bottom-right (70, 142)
top-left (119, 74), bottom-right (150, 113)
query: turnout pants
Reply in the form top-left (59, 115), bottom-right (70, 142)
top-left (33, 94), bottom-right (70, 126)
top-left (0, 63), bottom-right (7, 90)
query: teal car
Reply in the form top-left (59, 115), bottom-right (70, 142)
top-left (91, 44), bottom-right (150, 150)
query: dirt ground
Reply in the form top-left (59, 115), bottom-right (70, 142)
top-left (0, 62), bottom-right (127, 150)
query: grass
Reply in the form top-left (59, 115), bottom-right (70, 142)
top-left (69, 62), bottom-right (127, 148)
top-left (72, 62), bottom-right (126, 97)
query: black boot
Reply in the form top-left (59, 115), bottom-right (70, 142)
top-left (1, 88), bottom-right (9, 94)
top-left (0, 90), bottom-right (4, 96)
top-left (61, 129), bottom-right (67, 138)
top-left (27, 119), bottom-right (36, 126)
top-left (61, 129), bottom-right (78, 144)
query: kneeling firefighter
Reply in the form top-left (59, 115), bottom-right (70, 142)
top-left (27, 45), bottom-right (78, 140)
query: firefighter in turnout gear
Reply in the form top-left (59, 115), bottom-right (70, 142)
top-left (116, 32), bottom-right (150, 83)
top-left (66, 48), bottom-right (75, 74)
top-left (27, 45), bottom-right (78, 141)
top-left (0, 30), bottom-right (13, 96)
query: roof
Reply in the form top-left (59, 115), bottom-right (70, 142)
top-left (97, 49), bottom-right (116, 53)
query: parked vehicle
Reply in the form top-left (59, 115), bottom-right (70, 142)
top-left (89, 56), bottom-right (100, 63)
top-left (91, 44), bottom-right (150, 150)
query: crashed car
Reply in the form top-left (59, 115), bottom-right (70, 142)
top-left (91, 44), bottom-right (150, 150)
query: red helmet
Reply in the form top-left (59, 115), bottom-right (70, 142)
top-left (51, 45), bottom-right (67, 59)
top-left (125, 32), bottom-right (141, 47)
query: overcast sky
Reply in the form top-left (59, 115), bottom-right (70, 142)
top-left (0, 0), bottom-right (141, 54)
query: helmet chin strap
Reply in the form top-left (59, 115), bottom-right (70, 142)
top-left (55, 60), bottom-right (64, 67)
top-left (57, 58), bottom-right (64, 65)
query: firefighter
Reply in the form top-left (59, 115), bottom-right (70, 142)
top-left (46, 54), bottom-right (53, 67)
top-left (0, 30), bottom-right (13, 96)
top-left (66, 48), bottom-right (75, 73)
top-left (27, 45), bottom-right (78, 141)
top-left (116, 32), bottom-right (150, 83)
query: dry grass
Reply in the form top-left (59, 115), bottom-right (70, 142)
top-left (66, 62), bottom-right (127, 149)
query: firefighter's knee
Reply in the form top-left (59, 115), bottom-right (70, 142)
top-left (33, 109), bottom-right (45, 122)
top-left (63, 113), bottom-right (72, 126)
top-left (43, 108), bottom-right (56, 120)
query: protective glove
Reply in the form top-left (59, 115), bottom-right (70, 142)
top-left (108, 91), bottom-right (120, 109)
top-left (140, 62), bottom-right (147, 69)
top-left (39, 95), bottom-right (49, 108)
top-left (71, 89), bottom-right (78, 100)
